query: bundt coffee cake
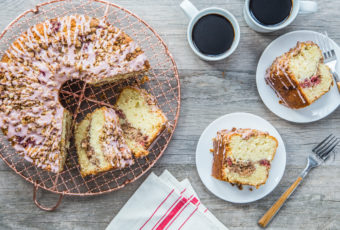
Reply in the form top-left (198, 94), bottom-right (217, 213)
top-left (116, 87), bottom-right (168, 158)
top-left (266, 41), bottom-right (333, 109)
top-left (75, 107), bottom-right (134, 177)
top-left (0, 15), bottom-right (149, 173)
top-left (212, 128), bottom-right (278, 188)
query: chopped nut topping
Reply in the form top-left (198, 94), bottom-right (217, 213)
top-left (0, 14), bottom-right (148, 173)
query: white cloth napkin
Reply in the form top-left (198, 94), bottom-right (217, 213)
top-left (106, 170), bottom-right (228, 230)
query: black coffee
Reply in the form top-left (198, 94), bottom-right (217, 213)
top-left (249, 0), bottom-right (292, 26)
top-left (192, 14), bottom-right (234, 56)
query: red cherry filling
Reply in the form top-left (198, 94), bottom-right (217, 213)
top-left (300, 75), bottom-right (321, 88)
top-left (259, 159), bottom-right (271, 167)
top-left (226, 157), bottom-right (233, 167)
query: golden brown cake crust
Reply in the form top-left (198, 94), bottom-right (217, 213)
top-left (212, 131), bottom-right (225, 180)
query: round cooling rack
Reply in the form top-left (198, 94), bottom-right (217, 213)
top-left (0, 0), bottom-right (180, 210)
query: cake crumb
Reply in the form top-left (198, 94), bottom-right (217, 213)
top-left (140, 75), bottom-right (149, 84)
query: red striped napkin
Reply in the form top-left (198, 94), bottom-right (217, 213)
top-left (106, 170), bottom-right (228, 230)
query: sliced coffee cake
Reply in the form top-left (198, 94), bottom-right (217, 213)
top-left (212, 128), bottom-right (278, 188)
top-left (75, 107), bottom-right (134, 176)
top-left (266, 41), bottom-right (333, 109)
top-left (116, 87), bottom-right (168, 158)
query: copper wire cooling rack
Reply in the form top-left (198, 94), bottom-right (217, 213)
top-left (0, 0), bottom-right (180, 210)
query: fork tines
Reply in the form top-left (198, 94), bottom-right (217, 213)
top-left (323, 49), bottom-right (336, 59)
top-left (316, 32), bottom-right (337, 60)
top-left (312, 134), bottom-right (340, 160)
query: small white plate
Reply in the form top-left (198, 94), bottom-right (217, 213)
top-left (195, 112), bottom-right (286, 203)
top-left (256, 30), bottom-right (340, 123)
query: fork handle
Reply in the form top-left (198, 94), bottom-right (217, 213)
top-left (333, 72), bottom-right (340, 92)
top-left (258, 177), bottom-right (303, 228)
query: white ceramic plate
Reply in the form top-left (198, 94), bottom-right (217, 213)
top-left (196, 112), bottom-right (286, 203)
top-left (256, 30), bottom-right (340, 123)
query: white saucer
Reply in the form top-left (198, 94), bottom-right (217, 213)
top-left (195, 112), bottom-right (286, 203)
top-left (256, 30), bottom-right (340, 123)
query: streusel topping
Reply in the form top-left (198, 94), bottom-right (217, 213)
top-left (0, 15), bottom-right (148, 172)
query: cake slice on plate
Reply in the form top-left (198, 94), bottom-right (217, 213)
top-left (75, 107), bottom-right (134, 177)
top-left (115, 87), bottom-right (168, 158)
top-left (266, 41), bottom-right (333, 109)
top-left (211, 128), bottom-right (278, 188)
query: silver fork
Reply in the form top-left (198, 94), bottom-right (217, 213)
top-left (316, 32), bottom-right (340, 92)
top-left (258, 134), bottom-right (339, 228)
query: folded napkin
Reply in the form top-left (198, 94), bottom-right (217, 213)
top-left (106, 170), bottom-right (228, 230)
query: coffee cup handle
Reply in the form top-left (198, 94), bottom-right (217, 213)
top-left (180, 0), bottom-right (199, 19)
top-left (299, 1), bottom-right (318, 14)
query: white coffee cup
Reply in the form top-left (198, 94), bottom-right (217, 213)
top-left (180, 0), bottom-right (240, 61)
top-left (244, 0), bottom-right (317, 33)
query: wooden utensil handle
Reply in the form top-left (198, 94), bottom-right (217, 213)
top-left (258, 177), bottom-right (303, 228)
top-left (337, 82), bottom-right (340, 92)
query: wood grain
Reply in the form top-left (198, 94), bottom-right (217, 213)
top-left (258, 177), bottom-right (303, 228)
top-left (0, 0), bottom-right (340, 229)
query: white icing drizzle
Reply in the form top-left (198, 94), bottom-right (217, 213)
top-left (266, 42), bottom-right (309, 107)
top-left (0, 15), bottom-right (147, 172)
top-left (101, 108), bottom-right (134, 168)
top-left (213, 128), bottom-right (270, 179)
top-left (266, 76), bottom-right (290, 106)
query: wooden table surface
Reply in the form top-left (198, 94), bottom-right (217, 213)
top-left (0, 0), bottom-right (339, 229)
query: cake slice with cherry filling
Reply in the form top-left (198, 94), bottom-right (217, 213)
top-left (115, 87), bottom-right (168, 158)
top-left (211, 128), bottom-right (278, 188)
top-left (75, 107), bottom-right (134, 177)
top-left (266, 41), bottom-right (333, 109)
